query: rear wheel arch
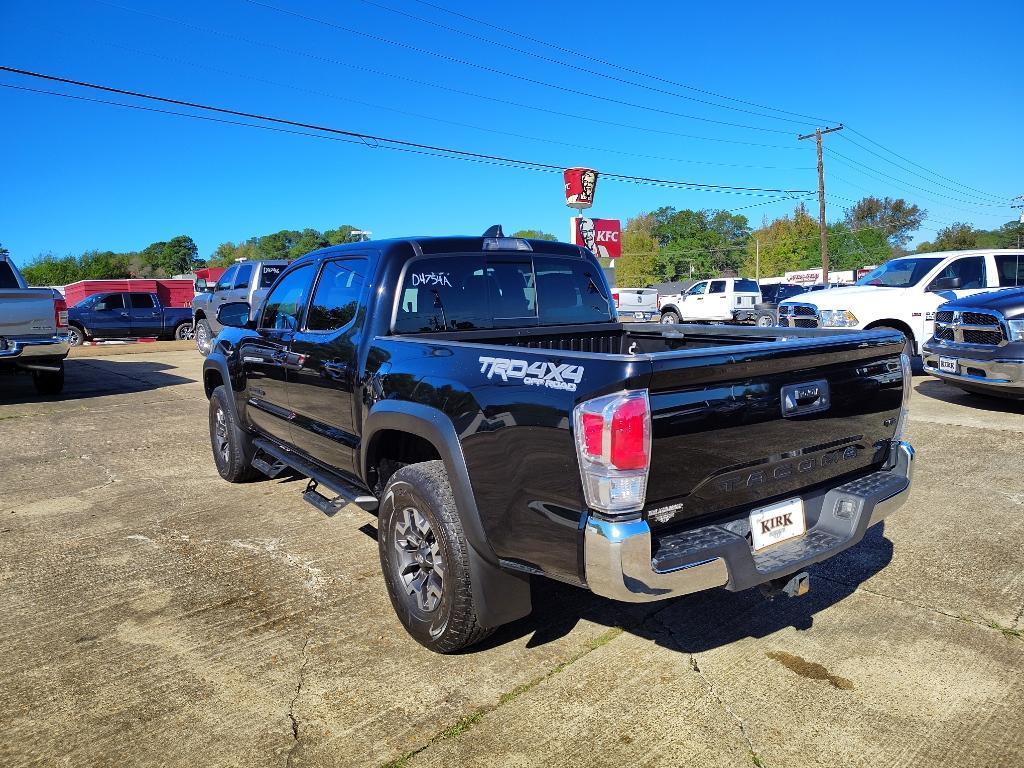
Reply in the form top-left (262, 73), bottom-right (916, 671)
top-left (361, 402), bottom-right (531, 628)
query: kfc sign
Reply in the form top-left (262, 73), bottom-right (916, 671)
top-left (564, 167), bottom-right (598, 210)
top-left (571, 216), bottom-right (621, 258)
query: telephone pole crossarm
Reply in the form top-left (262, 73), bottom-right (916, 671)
top-left (799, 124), bottom-right (844, 283)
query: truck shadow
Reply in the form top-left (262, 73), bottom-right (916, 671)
top-left (914, 378), bottom-right (1024, 414)
top-left (480, 524), bottom-right (893, 655)
top-left (0, 358), bottom-right (194, 404)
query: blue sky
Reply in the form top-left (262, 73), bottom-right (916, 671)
top-left (1, 0), bottom-right (1021, 265)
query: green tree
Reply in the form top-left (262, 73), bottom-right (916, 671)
top-left (512, 229), bottom-right (557, 241)
top-left (740, 204), bottom-right (818, 277)
top-left (614, 216), bottom-right (659, 287)
top-left (650, 207), bottom-right (751, 279)
top-left (844, 196), bottom-right (926, 248)
top-left (918, 222), bottom-right (979, 252)
top-left (289, 228), bottom-right (329, 259)
top-left (160, 235), bottom-right (199, 275)
top-left (324, 224), bottom-right (361, 245)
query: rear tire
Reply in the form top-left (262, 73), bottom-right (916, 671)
top-left (754, 311), bottom-right (776, 327)
top-left (67, 325), bottom-right (85, 346)
top-left (378, 460), bottom-right (494, 653)
top-left (660, 310), bottom-right (680, 324)
top-left (209, 385), bottom-right (260, 482)
top-left (32, 364), bottom-right (64, 395)
top-left (195, 319), bottom-right (213, 357)
top-left (175, 322), bottom-right (195, 341)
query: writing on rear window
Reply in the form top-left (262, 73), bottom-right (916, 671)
top-left (479, 356), bottom-right (584, 391)
top-left (411, 272), bottom-right (453, 288)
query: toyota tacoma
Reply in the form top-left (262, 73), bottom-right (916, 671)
top-left (202, 231), bottom-right (915, 652)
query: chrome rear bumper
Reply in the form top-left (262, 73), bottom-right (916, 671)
top-left (584, 441), bottom-right (914, 603)
top-left (0, 335), bottom-right (70, 367)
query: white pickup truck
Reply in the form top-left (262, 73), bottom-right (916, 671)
top-left (0, 254), bottom-right (70, 394)
top-left (658, 277), bottom-right (761, 323)
top-left (777, 249), bottom-right (1024, 356)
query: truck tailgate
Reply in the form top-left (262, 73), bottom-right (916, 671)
top-left (0, 289), bottom-right (57, 337)
top-left (644, 332), bottom-right (905, 527)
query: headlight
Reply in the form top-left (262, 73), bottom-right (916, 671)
top-left (817, 309), bottom-right (859, 327)
top-left (1008, 319), bottom-right (1024, 342)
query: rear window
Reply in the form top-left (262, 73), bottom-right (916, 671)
top-left (734, 279), bottom-right (759, 293)
top-left (260, 263), bottom-right (285, 288)
top-left (393, 253), bottom-right (612, 333)
top-left (0, 261), bottom-right (20, 289)
top-left (995, 254), bottom-right (1024, 287)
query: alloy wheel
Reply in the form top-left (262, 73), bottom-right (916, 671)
top-left (393, 506), bottom-right (445, 613)
top-left (213, 406), bottom-right (230, 465)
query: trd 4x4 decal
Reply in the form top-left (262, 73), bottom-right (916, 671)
top-left (479, 356), bottom-right (584, 392)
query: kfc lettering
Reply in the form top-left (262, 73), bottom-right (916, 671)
top-left (571, 217), bottom-right (622, 259)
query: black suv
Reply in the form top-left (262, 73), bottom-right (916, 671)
top-left (753, 283), bottom-right (807, 327)
top-left (202, 233), bottom-right (914, 652)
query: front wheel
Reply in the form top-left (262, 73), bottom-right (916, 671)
top-left (195, 318), bottom-right (213, 357)
top-left (378, 461), bottom-right (494, 653)
top-left (660, 310), bottom-right (680, 324)
top-left (208, 385), bottom-right (260, 482)
top-left (175, 322), bottom-right (195, 341)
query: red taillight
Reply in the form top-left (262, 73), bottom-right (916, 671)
top-left (611, 292), bottom-right (619, 306)
top-left (54, 298), bottom-right (68, 328)
top-left (610, 397), bottom-right (648, 469)
top-left (573, 390), bottom-right (651, 514)
top-left (581, 412), bottom-right (604, 458)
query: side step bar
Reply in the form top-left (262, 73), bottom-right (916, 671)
top-left (252, 437), bottom-right (379, 513)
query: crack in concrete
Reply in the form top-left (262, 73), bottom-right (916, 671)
top-left (284, 633), bottom-right (314, 768)
top-left (639, 605), bottom-right (762, 764)
top-left (817, 573), bottom-right (1022, 639)
top-left (379, 626), bottom-right (624, 768)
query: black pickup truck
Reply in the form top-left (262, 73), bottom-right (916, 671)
top-left (203, 232), bottom-right (915, 652)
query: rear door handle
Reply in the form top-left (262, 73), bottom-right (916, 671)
top-left (323, 361), bottom-right (349, 379)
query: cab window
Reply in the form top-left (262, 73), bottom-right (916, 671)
top-left (534, 256), bottom-right (612, 325)
top-left (306, 259), bottom-right (367, 332)
top-left (995, 254), bottom-right (1024, 287)
top-left (260, 264), bottom-right (314, 331)
top-left (930, 256), bottom-right (986, 290)
top-left (95, 294), bottom-right (125, 310)
top-left (129, 293), bottom-right (155, 309)
top-left (688, 282), bottom-right (708, 296)
top-left (216, 266), bottom-right (237, 291)
top-left (233, 263), bottom-right (254, 289)
top-left (708, 280), bottom-right (726, 294)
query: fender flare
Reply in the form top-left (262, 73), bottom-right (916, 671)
top-left (362, 401), bottom-right (531, 627)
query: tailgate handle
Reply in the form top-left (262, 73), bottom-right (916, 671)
top-left (781, 380), bottom-right (830, 417)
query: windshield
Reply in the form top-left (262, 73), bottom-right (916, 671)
top-left (856, 257), bottom-right (942, 288)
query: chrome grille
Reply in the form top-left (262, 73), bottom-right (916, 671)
top-left (777, 303), bottom-right (819, 328)
top-left (933, 308), bottom-right (1006, 346)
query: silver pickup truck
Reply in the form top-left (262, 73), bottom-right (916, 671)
top-left (0, 255), bottom-right (70, 395)
top-left (192, 259), bottom-right (289, 355)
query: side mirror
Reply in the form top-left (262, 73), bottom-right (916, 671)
top-left (217, 301), bottom-right (254, 329)
top-left (929, 276), bottom-right (963, 291)
top-left (196, 278), bottom-right (210, 293)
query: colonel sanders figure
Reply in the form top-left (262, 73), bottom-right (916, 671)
top-left (578, 217), bottom-right (610, 258)
top-left (566, 169), bottom-right (597, 206)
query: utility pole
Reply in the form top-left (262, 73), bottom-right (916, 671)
top-left (755, 238), bottom-right (760, 281)
top-left (798, 124), bottom-right (843, 283)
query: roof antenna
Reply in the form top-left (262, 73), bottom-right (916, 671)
top-left (482, 225), bottom-right (504, 237)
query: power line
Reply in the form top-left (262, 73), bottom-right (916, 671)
top-left (87, 0), bottom-right (807, 152)
top-left (235, 0), bottom-right (795, 135)
top-left (405, 0), bottom-right (835, 125)
top-left (844, 127), bottom-right (1009, 202)
top-left (349, 0), bottom-right (816, 128)
top-left (39, 27), bottom-right (814, 173)
top-left (824, 147), bottom-right (1014, 214)
top-left (0, 67), bottom-right (813, 197)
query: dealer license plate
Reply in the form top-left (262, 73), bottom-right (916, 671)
top-left (939, 356), bottom-right (958, 374)
top-left (634, 312), bottom-right (648, 319)
top-left (749, 497), bottom-right (806, 551)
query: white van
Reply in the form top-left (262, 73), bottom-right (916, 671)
top-left (612, 287), bottom-right (659, 322)
top-left (658, 278), bottom-right (761, 323)
top-left (777, 249), bottom-right (1024, 356)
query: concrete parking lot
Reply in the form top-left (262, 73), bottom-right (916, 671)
top-left (1, 346), bottom-right (1022, 768)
